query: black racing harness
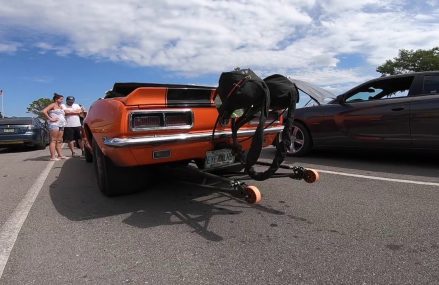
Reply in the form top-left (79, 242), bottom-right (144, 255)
top-left (214, 68), bottom-right (299, 181)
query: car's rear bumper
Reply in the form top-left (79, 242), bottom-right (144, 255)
top-left (0, 133), bottom-right (37, 146)
top-left (103, 126), bottom-right (284, 147)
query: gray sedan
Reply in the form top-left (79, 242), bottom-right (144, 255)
top-left (289, 71), bottom-right (439, 156)
top-left (0, 117), bottom-right (49, 150)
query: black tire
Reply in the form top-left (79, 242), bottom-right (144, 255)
top-left (84, 145), bottom-right (93, 163)
top-left (92, 139), bottom-right (149, 196)
top-left (287, 121), bottom-right (312, 156)
top-left (35, 134), bottom-right (47, 150)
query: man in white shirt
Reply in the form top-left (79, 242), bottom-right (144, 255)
top-left (62, 96), bottom-right (85, 156)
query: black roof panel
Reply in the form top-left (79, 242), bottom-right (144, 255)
top-left (0, 117), bottom-right (34, 125)
top-left (109, 82), bottom-right (215, 98)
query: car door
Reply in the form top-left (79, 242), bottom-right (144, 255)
top-left (338, 76), bottom-right (414, 148)
top-left (409, 74), bottom-right (439, 149)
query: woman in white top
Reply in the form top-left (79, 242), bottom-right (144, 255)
top-left (42, 93), bottom-right (68, 161)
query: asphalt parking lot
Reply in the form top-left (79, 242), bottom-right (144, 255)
top-left (1, 147), bottom-right (439, 284)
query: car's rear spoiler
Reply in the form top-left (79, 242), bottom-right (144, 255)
top-left (106, 82), bottom-right (217, 107)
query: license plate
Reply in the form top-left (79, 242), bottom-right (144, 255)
top-left (204, 149), bottom-right (235, 169)
top-left (3, 129), bottom-right (14, 133)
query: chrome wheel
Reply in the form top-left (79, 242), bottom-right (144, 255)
top-left (289, 125), bottom-right (305, 154)
top-left (287, 122), bottom-right (312, 156)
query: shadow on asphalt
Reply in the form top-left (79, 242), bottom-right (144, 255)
top-left (49, 158), bottom-right (284, 242)
top-left (23, 155), bottom-right (53, 162)
top-left (261, 148), bottom-right (439, 179)
top-left (0, 146), bottom-right (50, 161)
top-left (0, 146), bottom-right (44, 154)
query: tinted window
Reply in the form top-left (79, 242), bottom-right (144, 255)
top-left (346, 87), bottom-right (383, 103)
top-left (423, 75), bottom-right (439, 94)
top-left (345, 76), bottom-right (414, 103)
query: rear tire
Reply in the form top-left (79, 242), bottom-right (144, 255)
top-left (35, 134), bottom-right (47, 150)
top-left (92, 139), bottom-right (148, 196)
top-left (84, 145), bottom-right (93, 163)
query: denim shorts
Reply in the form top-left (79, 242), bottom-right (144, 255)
top-left (48, 125), bottom-right (65, 131)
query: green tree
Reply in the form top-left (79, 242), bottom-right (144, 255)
top-left (27, 98), bottom-right (52, 119)
top-left (377, 47), bottom-right (439, 75)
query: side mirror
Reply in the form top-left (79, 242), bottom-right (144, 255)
top-left (336, 94), bottom-right (346, 105)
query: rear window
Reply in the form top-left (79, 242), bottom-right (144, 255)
top-left (423, 75), bottom-right (439, 94)
top-left (0, 117), bottom-right (33, 125)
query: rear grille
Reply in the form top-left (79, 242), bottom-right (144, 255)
top-left (130, 109), bottom-right (193, 131)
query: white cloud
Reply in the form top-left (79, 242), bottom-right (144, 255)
top-left (288, 67), bottom-right (374, 93)
top-left (318, 0), bottom-right (385, 14)
top-left (0, 0), bottom-right (438, 87)
top-left (0, 42), bottom-right (18, 53)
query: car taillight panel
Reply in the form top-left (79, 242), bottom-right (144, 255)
top-left (130, 109), bottom-right (193, 131)
top-left (132, 114), bottom-right (162, 129)
top-left (165, 113), bottom-right (192, 126)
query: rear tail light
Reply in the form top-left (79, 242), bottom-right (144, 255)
top-left (25, 125), bottom-right (35, 134)
top-left (130, 110), bottom-right (193, 131)
top-left (165, 113), bottom-right (192, 126)
top-left (132, 114), bottom-right (162, 128)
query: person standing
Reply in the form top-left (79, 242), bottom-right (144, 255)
top-left (42, 93), bottom-right (67, 161)
top-left (62, 96), bottom-right (85, 157)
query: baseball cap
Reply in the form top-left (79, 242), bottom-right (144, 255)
top-left (66, 96), bottom-right (75, 101)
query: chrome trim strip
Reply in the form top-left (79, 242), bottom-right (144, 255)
top-left (249, 119), bottom-right (280, 125)
top-left (104, 126), bottom-right (284, 147)
top-left (129, 109), bottom-right (194, 131)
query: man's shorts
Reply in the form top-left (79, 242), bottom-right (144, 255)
top-left (63, 126), bottom-right (82, 142)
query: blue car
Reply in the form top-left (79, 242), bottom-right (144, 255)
top-left (0, 117), bottom-right (49, 149)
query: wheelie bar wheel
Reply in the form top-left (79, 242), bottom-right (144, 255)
top-left (303, 169), bottom-right (320, 183)
top-left (244, 185), bottom-right (262, 204)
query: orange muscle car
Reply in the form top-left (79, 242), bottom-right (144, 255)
top-left (83, 83), bottom-right (284, 196)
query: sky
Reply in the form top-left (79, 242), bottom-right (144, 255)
top-left (0, 0), bottom-right (438, 117)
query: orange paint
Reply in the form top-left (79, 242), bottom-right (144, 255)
top-left (84, 86), bottom-right (282, 167)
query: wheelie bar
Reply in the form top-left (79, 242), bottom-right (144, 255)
top-left (160, 161), bottom-right (319, 205)
top-left (160, 165), bottom-right (262, 204)
top-left (255, 161), bottom-right (320, 183)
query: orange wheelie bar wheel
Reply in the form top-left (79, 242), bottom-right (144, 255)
top-left (303, 169), bottom-right (320, 183)
top-left (245, 185), bottom-right (262, 204)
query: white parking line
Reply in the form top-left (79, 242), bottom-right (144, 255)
top-left (317, 169), bottom-right (439, 187)
top-left (0, 161), bottom-right (54, 278)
